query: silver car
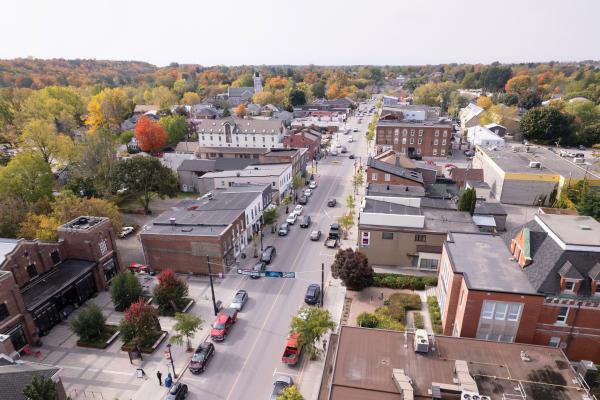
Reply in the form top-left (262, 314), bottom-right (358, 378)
top-left (230, 290), bottom-right (248, 311)
top-left (270, 375), bottom-right (293, 400)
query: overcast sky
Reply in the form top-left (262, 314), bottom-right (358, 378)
top-left (1, 0), bottom-right (599, 67)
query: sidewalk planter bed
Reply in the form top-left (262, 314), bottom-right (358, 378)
top-left (413, 312), bottom-right (425, 329)
top-left (356, 311), bottom-right (405, 331)
top-left (427, 296), bottom-right (443, 334)
top-left (121, 330), bottom-right (168, 354)
top-left (76, 325), bottom-right (119, 349)
top-left (372, 273), bottom-right (437, 290)
top-left (157, 297), bottom-right (194, 316)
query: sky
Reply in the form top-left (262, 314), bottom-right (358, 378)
top-left (1, 0), bottom-right (599, 67)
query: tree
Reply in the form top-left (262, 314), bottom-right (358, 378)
top-left (520, 107), bottom-right (574, 145)
top-left (345, 194), bottom-right (356, 214)
top-left (457, 187), bottom-right (476, 215)
top-left (18, 213), bottom-right (60, 241)
top-left (476, 96), bottom-right (492, 110)
top-left (0, 152), bottom-right (53, 204)
top-left (20, 119), bottom-right (75, 166)
top-left (505, 75), bottom-right (532, 94)
top-left (263, 207), bottom-right (279, 233)
top-left (277, 385), bottom-right (304, 400)
top-left (85, 88), bottom-right (132, 132)
top-left (70, 303), bottom-right (106, 342)
top-left (518, 91), bottom-right (542, 110)
top-left (222, 107), bottom-right (231, 117)
top-left (290, 307), bottom-right (335, 360)
top-left (119, 299), bottom-right (162, 349)
top-left (480, 65), bottom-right (512, 92)
top-left (288, 89), bottom-right (307, 107)
top-left (113, 156), bottom-right (178, 214)
top-left (412, 83), bottom-right (440, 106)
top-left (110, 271), bottom-right (142, 311)
top-left (170, 312), bottom-right (202, 351)
top-left (0, 194), bottom-right (28, 238)
top-left (311, 82), bottom-right (326, 99)
top-left (159, 114), bottom-right (188, 147)
top-left (352, 171), bottom-right (364, 195)
top-left (182, 92), bottom-right (201, 105)
top-left (331, 248), bottom-right (373, 291)
top-left (143, 86), bottom-right (177, 110)
top-left (18, 86), bottom-right (84, 134)
top-left (579, 123), bottom-right (600, 147)
top-left (135, 116), bottom-right (168, 152)
top-left (577, 191), bottom-right (600, 221)
top-left (337, 212), bottom-right (354, 239)
top-left (234, 103), bottom-right (247, 117)
top-left (22, 375), bottom-right (57, 400)
top-left (292, 174), bottom-right (304, 201)
top-left (232, 73), bottom-right (254, 87)
top-left (479, 104), bottom-right (519, 132)
top-left (153, 268), bottom-right (189, 314)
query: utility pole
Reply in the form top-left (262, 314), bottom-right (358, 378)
top-left (206, 256), bottom-right (219, 316)
top-left (321, 263), bottom-right (325, 307)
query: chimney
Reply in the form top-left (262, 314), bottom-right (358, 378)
top-left (169, 218), bottom-right (176, 225)
top-left (395, 154), bottom-right (401, 167)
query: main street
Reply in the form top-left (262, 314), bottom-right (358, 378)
top-left (179, 106), bottom-right (373, 400)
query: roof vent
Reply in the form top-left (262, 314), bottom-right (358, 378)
top-left (579, 225), bottom-right (591, 230)
top-left (169, 217), bottom-right (176, 225)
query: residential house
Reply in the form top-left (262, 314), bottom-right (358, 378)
top-left (190, 104), bottom-right (220, 119)
top-left (375, 120), bottom-right (453, 158)
top-left (281, 129), bottom-right (322, 161)
top-left (467, 125), bottom-right (505, 148)
top-left (459, 103), bottom-right (484, 133)
top-left (195, 118), bottom-right (286, 149)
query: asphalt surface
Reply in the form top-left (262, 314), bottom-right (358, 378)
top-left (180, 102), bottom-right (374, 400)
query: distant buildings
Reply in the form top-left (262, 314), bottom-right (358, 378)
top-left (0, 353), bottom-right (67, 400)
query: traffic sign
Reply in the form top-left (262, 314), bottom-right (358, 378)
top-left (237, 269), bottom-right (295, 278)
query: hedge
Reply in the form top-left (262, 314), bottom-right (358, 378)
top-left (372, 273), bottom-right (437, 290)
top-left (427, 296), bottom-right (443, 334)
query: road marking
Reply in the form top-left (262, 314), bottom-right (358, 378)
top-left (273, 368), bottom-right (299, 377)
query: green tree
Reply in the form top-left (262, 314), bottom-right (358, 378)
top-left (20, 119), bottom-right (75, 166)
top-left (110, 272), bottom-right (142, 311)
top-left (85, 88), bottom-right (133, 132)
top-left (287, 89), bottom-right (307, 107)
top-left (292, 174), bottom-right (304, 201)
top-left (518, 91), bottom-right (542, 110)
top-left (519, 107), bottom-right (574, 145)
top-left (352, 170), bottom-right (364, 195)
top-left (337, 212), bottom-right (354, 238)
top-left (22, 375), bottom-right (57, 400)
top-left (232, 73), bottom-right (254, 87)
top-left (457, 187), bottom-right (477, 215)
top-left (0, 152), bottom-right (53, 203)
top-left (290, 307), bottom-right (335, 360)
top-left (113, 156), bottom-right (178, 214)
top-left (263, 207), bottom-right (279, 233)
top-left (143, 86), bottom-right (177, 111)
top-left (311, 82), bottom-right (326, 98)
top-left (159, 114), bottom-right (188, 147)
top-left (577, 191), bottom-right (600, 221)
top-left (170, 312), bottom-right (202, 351)
top-left (0, 195), bottom-right (28, 238)
top-left (222, 107), bottom-right (231, 117)
top-left (277, 385), bottom-right (304, 400)
top-left (331, 248), bottom-right (373, 291)
top-left (345, 194), bottom-right (356, 215)
top-left (70, 303), bottom-right (106, 342)
top-left (18, 86), bottom-right (84, 134)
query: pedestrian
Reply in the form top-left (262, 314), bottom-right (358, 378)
top-left (285, 206), bottom-right (289, 214)
top-left (323, 339), bottom-right (327, 352)
top-left (156, 370), bottom-right (162, 386)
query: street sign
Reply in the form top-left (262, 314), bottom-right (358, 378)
top-left (282, 272), bottom-right (296, 278)
top-left (164, 351), bottom-right (171, 360)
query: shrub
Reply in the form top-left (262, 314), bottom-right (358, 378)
top-left (413, 312), bottom-right (425, 329)
top-left (70, 304), bottom-right (106, 342)
top-left (110, 271), bottom-right (142, 311)
top-left (387, 293), bottom-right (421, 311)
top-left (356, 312), bottom-right (378, 328)
top-left (153, 269), bottom-right (189, 314)
top-left (373, 313), bottom-right (405, 331)
top-left (331, 249), bottom-right (373, 291)
top-left (427, 296), bottom-right (443, 334)
top-left (376, 304), bottom-right (406, 322)
top-left (372, 273), bottom-right (437, 290)
top-left (119, 299), bottom-right (162, 349)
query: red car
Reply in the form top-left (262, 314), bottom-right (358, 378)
top-left (210, 308), bottom-right (238, 341)
top-left (128, 262), bottom-right (156, 275)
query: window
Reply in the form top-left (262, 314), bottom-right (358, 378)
top-left (384, 173), bottom-right (391, 182)
top-left (418, 138), bottom-right (423, 145)
top-left (419, 258), bottom-right (439, 270)
top-left (26, 264), bottom-right (38, 279)
top-left (482, 301), bottom-right (494, 319)
top-left (272, 182), bottom-right (276, 187)
top-left (443, 130), bottom-right (448, 137)
top-left (433, 149), bottom-right (438, 156)
top-left (418, 129), bottom-right (423, 136)
top-left (434, 139), bottom-right (439, 145)
top-left (382, 232), bottom-right (393, 240)
top-left (435, 130), bottom-right (440, 137)
top-left (50, 250), bottom-right (60, 265)
top-left (596, 283), bottom-right (600, 295)
top-left (0, 303), bottom-right (9, 322)
top-left (442, 139), bottom-right (446, 145)
top-left (402, 129), bottom-right (407, 136)
top-left (372, 173), bottom-right (378, 181)
top-left (99, 237), bottom-right (108, 255)
top-left (549, 336), bottom-right (561, 348)
top-left (410, 138), bottom-right (414, 144)
top-left (556, 306), bottom-right (569, 324)
top-left (441, 149), bottom-right (446, 156)
top-left (415, 234), bottom-right (426, 242)
top-left (507, 303), bottom-right (521, 321)
top-left (564, 281), bottom-right (575, 292)
top-left (494, 303), bottom-right (508, 320)
top-left (402, 138), bottom-right (407, 144)
top-left (416, 148), bottom-right (422, 155)
top-left (410, 130), bottom-right (415, 137)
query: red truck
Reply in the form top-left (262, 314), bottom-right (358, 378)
top-left (281, 333), bottom-right (303, 365)
top-left (210, 308), bottom-right (238, 341)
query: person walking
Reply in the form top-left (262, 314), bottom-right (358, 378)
top-left (156, 370), bottom-right (162, 386)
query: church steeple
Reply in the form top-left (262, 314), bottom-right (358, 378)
top-left (253, 71), bottom-right (263, 92)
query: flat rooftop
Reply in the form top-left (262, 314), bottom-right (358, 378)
top-left (0, 238), bottom-right (19, 266)
top-left (478, 145), bottom-right (600, 180)
top-left (366, 183), bottom-right (425, 197)
top-left (536, 214), bottom-right (600, 247)
top-left (423, 209), bottom-right (479, 233)
top-left (203, 163), bottom-right (290, 179)
top-left (445, 232), bottom-right (539, 294)
top-left (328, 326), bottom-right (586, 400)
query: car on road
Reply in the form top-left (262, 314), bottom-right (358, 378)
top-left (119, 226), bottom-right (135, 238)
top-left (270, 376), bottom-right (293, 400)
top-left (463, 150), bottom-right (475, 157)
top-left (286, 212), bottom-right (297, 224)
top-left (309, 181), bottom-right (317, 189)
top-left (294, 204), bottom-right (304, 215)
top-left (327, 198), bottom-right (337, 207)
top-left (278, 222), bottom-right (290, 236)
top-left (348, 136), bottom-right (354, 142)
top-left (303, 188), bottom-right (312, 197)
top-left (166, 382), bottom-right (188, 400)
top-left (298, 195), bottom-right (308, 205)
top-left (305, 284), bottom-right (321, 305)
top-left (261, 246), bottom-right (277, 264)
top-left (331, 149), bottom-right (338, 156)
top-left (340, 147), bottom-right (347, 154)
top-left (348, 154), bottom-right (355, 159)
top-left (210, 308), bottom-right (238, 341)
top-left (251, 261), bottom-right (266, 279)
top-left (300, 215), bottom-right (311, 228)
top-left (230, 290), bottom-right (248, 311)
top-left (189, 342), bottom-right (215, 374)
top-left (310, 230), bottom-right (322, 241)
top-left (353, 128), bottom-right (359, 132)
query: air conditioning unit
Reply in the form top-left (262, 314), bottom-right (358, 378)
top-left (414, 329), bottom-right (429, 353)
top-left (529, 161), bottom-right (541, 168)
top-left (461, 391), bottom-right (490, 400)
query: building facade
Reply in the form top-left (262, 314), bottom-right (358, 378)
top-left (375, 121), bottom-right (453, 158)
top-left (196, 118), bottom-right (286, 149)
top-left (281, 129), bottom-right (321, 161)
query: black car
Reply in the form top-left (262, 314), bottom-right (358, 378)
top-left (348, 154), bottom-right (355, 159)
top-left (261, 246), bottom-right (276, 264)
top-left (298, 195), bottom-right (308, 205)
top-left (166, 382), bottom-right (188, 400)
top-left (189, 342), bottom-right (215, 373)
top-left (300, 215), bottom-right (311, 228)
top-left (327, 198), bottom-right (337, 207)
top-left (305, 283), bottom-right (321, 305)
top-left (251, 261), bottom-right (266, 279)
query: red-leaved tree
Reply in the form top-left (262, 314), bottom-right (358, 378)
top-left (135, 116), bottom-right (168, 152)
top-left (119, 299), bottom-right (161, 348)
top-left (153, 269), bottom-right (189, 314)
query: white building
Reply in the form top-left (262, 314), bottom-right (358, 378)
top-left (196, 118), bottom-right (287, 149)
top-left (459, 103), bottom-right (484, 133)
top-left (467, 125), bottom-right (505, 148)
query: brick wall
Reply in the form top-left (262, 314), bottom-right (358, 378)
top-left (376, 124), bottom-right (452, 157)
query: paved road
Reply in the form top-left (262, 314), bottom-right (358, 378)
top-left (179, 105), bottom-right (373, 400)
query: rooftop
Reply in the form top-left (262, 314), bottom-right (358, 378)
top-left (202, 163), bottom-right (291, 179)
top-left (196, 146), bottom-right (270, 155)
top-left (535, 214), bottom-right (600, 248)
top-left (445, 232), bottom-right (539, 294)
top-left (478, 145), bottom-right (600, 180)
top-left (59, 216), bottom-right (105, 231)
top-left (367, 157), bottom-right (423, 184)
top-left (195, 118), bottom-right (283, 133)
top-left (366, 183), bottom-right (425, 197)
top-left (376, 120), bottom-right (452, 129)
top-left (0, 357), bottom-right (61, 400)
top-left (0, 239), bottom-right (19, 266)
top-left (327, 326), bottom-right (586, 400)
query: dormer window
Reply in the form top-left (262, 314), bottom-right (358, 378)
top-left (558, 261), bottom-right (583, 295)
top-left (564, 280), bottom-right (575, 293)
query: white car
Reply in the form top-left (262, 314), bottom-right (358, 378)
top-left (119, 226), bottom-right (135, 238)
top-left (304, 189), bottom-right (312, 197)
top-left (286, 213), bottom-right (297, 224)
top-left (309, 181), bottom-right (317, 189)
top-left (293, 205), bottom-right (304, 216)
top-left (336, 143), bottom-right (342, 148)
top-left (331, 149), bottom-right (338, 156)
top-left (348, 137), bottom-right (354, 142)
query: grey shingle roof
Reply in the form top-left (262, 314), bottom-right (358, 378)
top-left (177, 159), bottom-right (216, 172)
top-left (589, 263), bottom-right (600, 280)
top-left (367, 157), bottom-right (423, 184)
top-left (558, 261), bottom-right (584, 280)
top-left (0, 360), bottom-right (60, 400)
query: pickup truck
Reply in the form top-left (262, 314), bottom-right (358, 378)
top-left (281, 333), bottom-right (303, 365)
top-left (324, 223), bottom-right (340, 248)
top-left (210, 308), bottom-right (238, 341)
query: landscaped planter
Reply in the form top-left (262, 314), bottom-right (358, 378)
top-left (157, 298), bottom-right (194, 316)
top-left (76, 325), bottom-right (120, 349)
top-left (121, 330), bottom-right (168, 354)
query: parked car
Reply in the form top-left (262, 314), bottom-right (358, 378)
top-left (189, 342), bottom-right (215, 374)
top-left (309, 181), bottom-right (317, 189)
top-left (331, 149), bottom-right (338, 156)
top-left (230, 290), bottom-right (248, 311)
top-left (304, 284), bottom-right (321, 305)
top-left (166, 383), bottom-right (188, 400)
top-left (294, 205), bottom-right (304, 216)
top-left (348, 137), bottom-right (354, 142)
top-left (298, 195), bottom-right (308, 205)
top-left (261, 246), bottom-right (277, 264)
top-left (119, 226), bottom-right (135, 238)
top-left (463, 150), bottom-right (475, 157)
top-left (286, 213), bottom-right (297, 224)
top-left (310, 230), bottom-right (322, 241)
top-left (251, 261), bottom-right (266, 279)
top-left (340, 147), bottom-right (347, 154)
top-left (327, 198), bottom-right (337, 207)
top-left (278, 223), bottom-right (290, 236)
top-left (348, 154), bottom-right (355, 159)
top-left (210, 308), bottom-right (238, 341)
top-left (281, 333), bottom-right (303, 365)
top-left (270, 376), bottom-right (293, 400)
top-left (300, 215), bottom-right (311, 228)
top-left (353, 128), bottom-right (358, 132)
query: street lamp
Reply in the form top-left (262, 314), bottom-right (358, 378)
top-left (166, 343), bottom-right (177, 378)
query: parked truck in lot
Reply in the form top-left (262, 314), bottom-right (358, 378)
top-left (210, 308), bottom-right (238, 341)
top-left (281, 333), bottom-right (303, 365)
top-left (324, 223), bottom-right (340, 248)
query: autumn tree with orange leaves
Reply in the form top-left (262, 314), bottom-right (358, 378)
top-left (235, 103), bottom-right (247, 117)
top-left (135, 116), bottom-right (168, 152)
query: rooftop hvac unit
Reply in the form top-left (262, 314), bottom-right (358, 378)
top-left (414, 329), bottom-right (429, 353)
top-left (576, 360), bottom-right (598, 388)
top-left (461, 391), bottom-right (490, 400)
top-left (529, 161), bottom-right (541, 169)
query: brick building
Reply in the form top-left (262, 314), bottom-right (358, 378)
top-left (437, 214), bottom-right (600, 362)
top-left (375, 121), bottom-right (453, 158)
top-left (258, 148), bottom-right (308, 178)
top-left (281, 129), bottom-right (321, 161)
top-left (0, 217), bottom-right (121, 355)
top-left (366, 157), bottom-right (424, 187)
